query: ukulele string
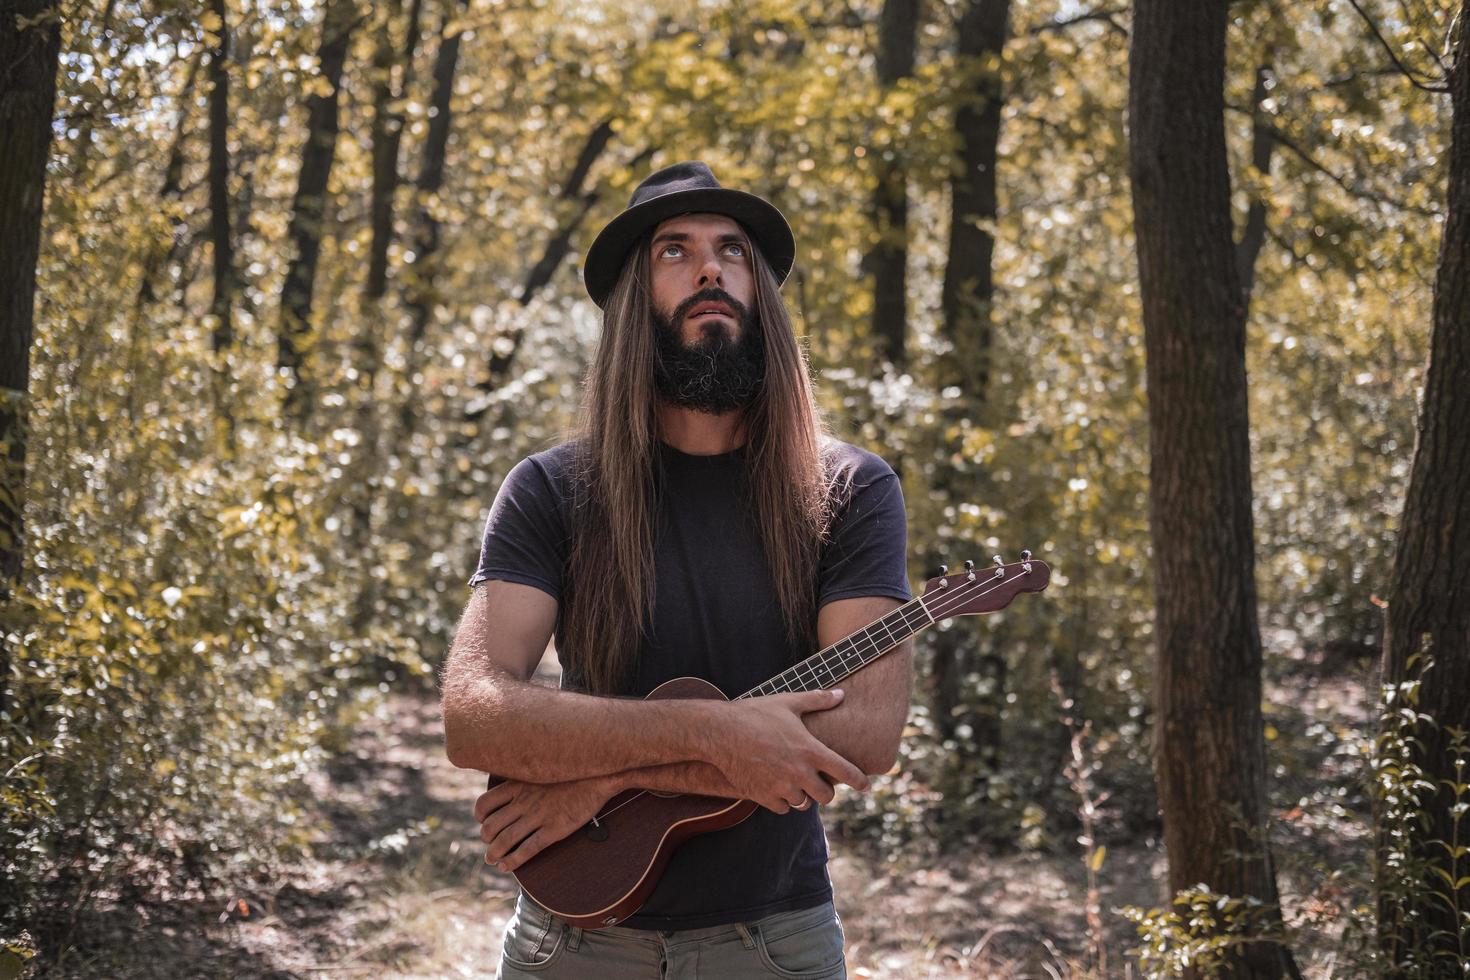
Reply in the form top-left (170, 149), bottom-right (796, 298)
top-left (586, 568), bottom-right (1030, 826)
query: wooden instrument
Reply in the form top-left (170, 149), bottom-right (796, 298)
top-left (488, 552), bottom-right (1051, 927)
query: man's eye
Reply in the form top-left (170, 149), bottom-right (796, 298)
top-left (725, 243), bottom-right (746, 257)
top-left (659, 244), bottom-right (684, 258)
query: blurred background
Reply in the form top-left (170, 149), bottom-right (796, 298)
top-left (2, 0), bottom-right (1463, 975)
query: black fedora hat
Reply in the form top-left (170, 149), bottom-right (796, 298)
top-left (582, 161), bottom-right (796, 309)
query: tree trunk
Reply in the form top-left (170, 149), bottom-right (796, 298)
top-left (206, 0), bottom-right (237, 451)
top-left (0, 0), bottom-right (63, 716)
top-left (136, 54), bottom-right (200, 311)
top-left (868, 0), bottom-right (920, 367)
top-left (1377, 6), bottom-right (1470, 966)
top-left (1235, 62), bottom-right (1276, 301)
top-left (1127, 1), bottom-right (1296, 976)
top-left (206, 0), bottom-right (235, 356)
top-left (278, 0), bottom-right (360, 423)
top-left (394, 0), bottom-right (468, 456)
top-left (365, 0), bottom-right (425, 301)
top-left (940, 0), bottom-right (1007, 400)
top-left (929, 0), bottom-right (1010, 838)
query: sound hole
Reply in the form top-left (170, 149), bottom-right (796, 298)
top-left (585, 822), bottom-right (609, 842)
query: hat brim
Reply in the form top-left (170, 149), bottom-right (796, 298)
top-left (582, 188), bottom-right (796, 309)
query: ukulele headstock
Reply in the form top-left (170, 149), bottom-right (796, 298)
top-left (919, 550), bottom-right (1050, 621)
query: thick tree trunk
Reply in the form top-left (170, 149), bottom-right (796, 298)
top-left (365, 0), bottom-right (424, 301)
top-left (1377, 6), bottom-right (1470, 966)
top-left (1127, 1), bottom-right (1296, 976)
top-left (278, 0), bottom-right (360, 423)
top-left (869, 0), bottom-right (920, 366)
top-left (0, 0), bottom-right (62, 716)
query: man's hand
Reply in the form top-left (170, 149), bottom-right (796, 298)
top-left (710, 688), bottom-right (870, 814)
top-left (475, 775), bottom-right (621, 873)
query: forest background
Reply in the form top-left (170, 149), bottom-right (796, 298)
top-left (2, 0), bottom-right (1469, 976)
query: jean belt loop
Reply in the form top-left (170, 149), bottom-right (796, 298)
top-left (734, 922), bottom-right (756, 950)
top-left (567, 925), bottom-right (583, 952)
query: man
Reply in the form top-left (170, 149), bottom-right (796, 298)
top-left (441, 161), bottom-right (913, 978)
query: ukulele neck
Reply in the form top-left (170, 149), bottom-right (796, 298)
top-left (735, 595), bottom-right (935, 699)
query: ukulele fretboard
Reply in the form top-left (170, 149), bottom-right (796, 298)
top-left (735, 595), bottom-right (935, 699)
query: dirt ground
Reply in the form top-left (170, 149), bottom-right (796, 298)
top-left (29, 649), bottom-right (1376, 979)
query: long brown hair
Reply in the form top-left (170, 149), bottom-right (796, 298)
top-left (559, 229), bottom-right (855, 695)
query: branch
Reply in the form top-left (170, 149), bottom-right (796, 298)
top-left (1025, 5), bottom-right (1128, 38)
top-left (1224, 103), bottom-right (1443, 219)
top-left (1343, 0), bottom-right (1449, 93)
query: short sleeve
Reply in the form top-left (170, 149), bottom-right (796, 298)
top-left (817, 459), bottom-right (913, 609)
top-left (467, 455), bottom-right (569, 600)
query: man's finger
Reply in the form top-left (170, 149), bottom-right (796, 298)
top-left (820, 750), bottom-right (869, 792)
top-left (480, 801), bottom-right (525, 845)
top-left (474, 785), bottom-right (513, 823)
top-left (485, 815), bottom-right (536, 864)
top-left (501, 829), bottom-right (554, 873)
top-left (790, 688), bottom-right (844, 714)
top-left (804, 780), bottom-right (837, 807)
top-left (760, 794), bottom-right (791, 815)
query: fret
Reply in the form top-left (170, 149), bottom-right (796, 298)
top-left (738, 596), bottom-right (938, 700)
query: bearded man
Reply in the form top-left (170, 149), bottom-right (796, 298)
top-left (441, 162), bottom-right (913, 979)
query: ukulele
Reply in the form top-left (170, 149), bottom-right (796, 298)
top-left (486, 552), bottom-right (1050, 927)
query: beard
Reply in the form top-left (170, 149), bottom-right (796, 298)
top-left (651, 288), bottom-right (765, 415)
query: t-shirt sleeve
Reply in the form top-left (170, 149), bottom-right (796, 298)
top-left (816, 460), bottom-right (913, 609)
top-left (467, 455), bottom-right (568, 600)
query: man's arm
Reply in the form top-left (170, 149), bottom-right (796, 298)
top-left (473, 595), bottom-right (912, 872)
top-left (603, 595), bottom-right (913, 783)
top-left (441, 580), bottom-right (868, 804)
top-left (801, 594), bottom-right (913, 775)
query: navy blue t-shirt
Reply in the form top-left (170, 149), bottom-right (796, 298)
top-left (468, 437), bottom-right (911, 930)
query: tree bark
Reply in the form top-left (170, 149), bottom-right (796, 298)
top-left (929, 0), bottom-right (1010, 827)
top-left (278, 0), bottom-right (360, 423)
top-left (0, 0), bottom-right (63, 716)
top-left (394, 0), bottom-right (468, 454)
top-left (1235, 62), bottom-right (1276, 301)
top-left (136, 53), bottom-right (200, 311)
top-left (1377, 5), bottom-right (1470, 966)
top-left (1127, 1), bottom-right (1296, 975)
top-left (365, 0), bottom-right (425, 301)
top-left (869, 0), bottom-right (920, 366)
top-left (206, 0), bottom-right (236, 356)
top-left (940, 0), bottom-right (1008, 400)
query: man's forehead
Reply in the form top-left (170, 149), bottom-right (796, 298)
top-left (651, 213), bottom-right (747, 239)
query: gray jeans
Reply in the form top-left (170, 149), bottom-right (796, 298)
top-left (495, 894), bottom-right (847, 979)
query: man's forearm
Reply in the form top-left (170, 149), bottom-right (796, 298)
top-left (443, 672), bottom-right (731, 783)
top-left (609, 760), bottom-right (742, 798)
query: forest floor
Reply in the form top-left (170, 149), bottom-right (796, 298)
top-left (34, 648), bottom-right (1378, 979)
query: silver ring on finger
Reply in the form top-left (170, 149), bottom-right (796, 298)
top-left (793, 793), bottom-right (812, 811)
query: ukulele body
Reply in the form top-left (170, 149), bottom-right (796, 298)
top-left (496, 676), bottom-right (757, 929)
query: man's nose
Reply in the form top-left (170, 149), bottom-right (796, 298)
top-left (696, 255), bottom-right (723, 288)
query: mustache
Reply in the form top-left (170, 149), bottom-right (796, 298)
top-left (671, 287), bottom-right (751, 324)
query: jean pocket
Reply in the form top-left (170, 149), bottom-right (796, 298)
top-left (755, 913), bottom-right (846, 979)
top-left (499, 901), bottom-right (568, 973)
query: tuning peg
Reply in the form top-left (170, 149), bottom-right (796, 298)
top-left (1021, 548), bottom-right (1033, 574)
top-left (992, 555), bottom-right (1005, 578)
top-left (964, 559), bottom-right (976, 582)
top-left (1021, 549), bottom-right (1032, 561)
top-left (937, 564), bottom-right (949, 588)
